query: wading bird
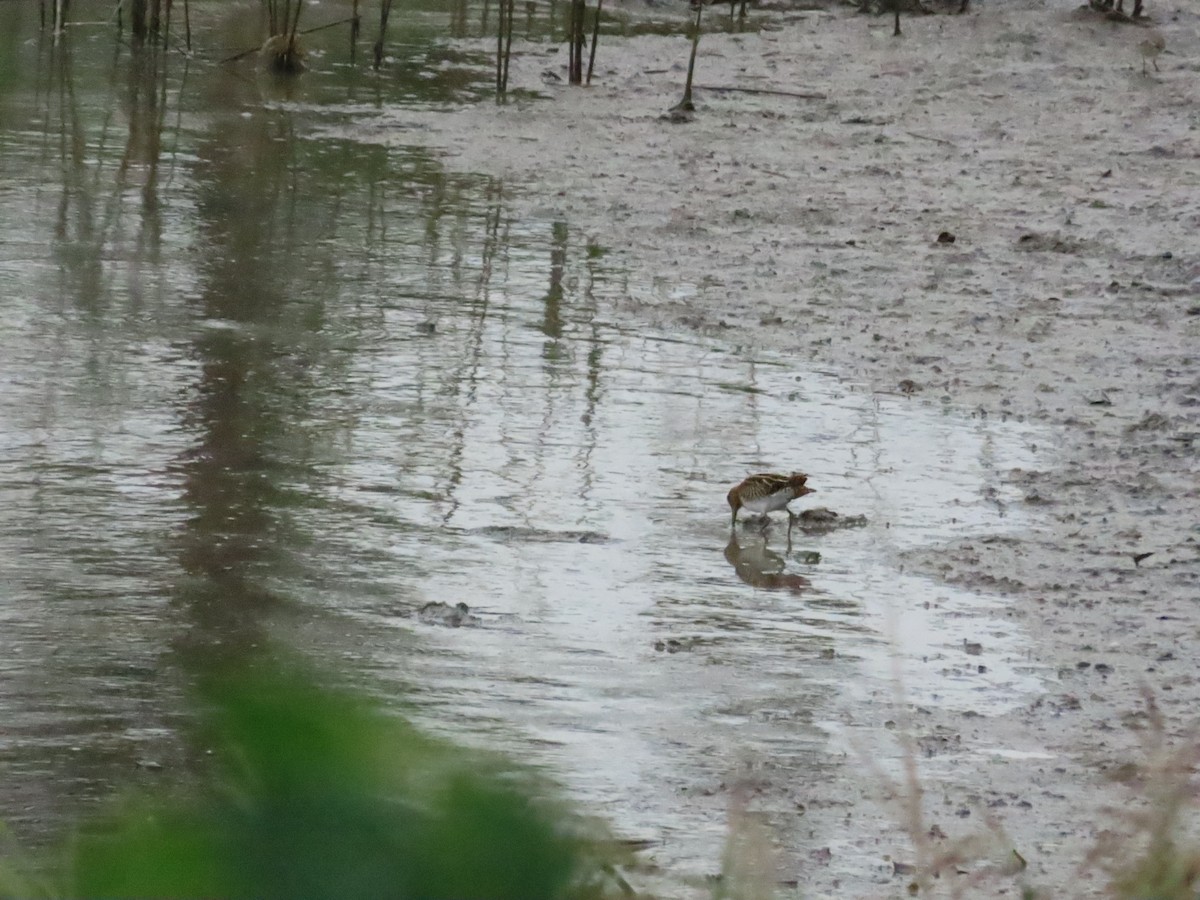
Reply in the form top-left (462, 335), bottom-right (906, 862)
top-left (727, 472), bottom-right (816, 535)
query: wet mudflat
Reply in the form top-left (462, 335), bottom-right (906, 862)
top-left (373, 0), bottom-right (1200, 894)
top-left (293, 317), bottom-right (1048, 885)
top-left (0, 78), bottom-right (1043, 873)
top-left (3, 0), bottom-right (1197, 896)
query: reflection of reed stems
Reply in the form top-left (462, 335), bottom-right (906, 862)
top-left (449, 0), bottom-right (468, 39)
top-left (440, 180), bottom-right (506, 527)
top-left (585, 0), bottom-right (602, 85)
top-left (578, 252), bottom-right (604, 502)
top-left (542, 221), bottom-right (567, 339)
top-left (131, 0), bottom-right (147, 44)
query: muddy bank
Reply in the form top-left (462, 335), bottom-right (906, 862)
top-left (361, 2), bottom-right (1199, 895)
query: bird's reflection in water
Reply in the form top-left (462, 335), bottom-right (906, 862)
top-left (724, 532), bottom-right (811, 594)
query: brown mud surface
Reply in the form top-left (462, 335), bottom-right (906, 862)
top-left (371, 2), bottom-right (1198, 895)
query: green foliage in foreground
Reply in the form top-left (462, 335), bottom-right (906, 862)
top-left (3, 662), bottom-right (621, 900)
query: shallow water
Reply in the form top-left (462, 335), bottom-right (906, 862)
top-left (0, 1), bottom-right (1047, 887)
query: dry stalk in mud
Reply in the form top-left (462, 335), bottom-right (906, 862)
top-left (567, 0), bottom-right (586, 84)
top-left (858, 0), bottom-right (970, 29)
top-left (851, 638), bottom-right (1033, 897)
top-left (1085, 690), bottom-right (1200, 899)
top-left (1090, 0), bottom-right (1146, 20)
top-left (715, 788), bottom-right (778, 900)
top-left (373, 0), bottom-right (394, 69)
top-left (215, 0), bottom-right (309, 72)
top-left (495, 0), bottom-right (515, 101)
top-left (867, 683), bottom-right (1200, 898)
top-left (259, 32), bottom-right (305, 73)
top-left (667, 1), bottom-right (704, 118)
top-left (220, 17), bottom-right (355, 67)
top-left (694, 84), bottom-right (826, 100)
top-left (586, 0), bottom-right (603, 86)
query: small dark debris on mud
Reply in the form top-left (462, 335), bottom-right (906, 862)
top-left (654, 636), bottom-right (707, 653)
top-left (417, 601), bottom-right (478, 627)
top-left (1016, 231), bottom-right (1090, 254)
top-left (793, 507), bottom-right (868, 533)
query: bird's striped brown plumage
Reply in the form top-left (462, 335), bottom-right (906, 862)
top-left (727, 472), bottom-right (815, 527)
